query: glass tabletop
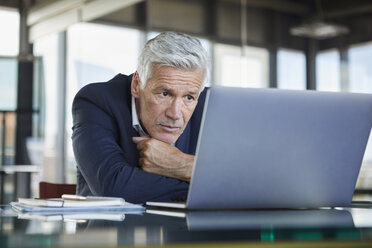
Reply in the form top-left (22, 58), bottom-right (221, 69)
top-left (1, 205), bottom-right (372, 247)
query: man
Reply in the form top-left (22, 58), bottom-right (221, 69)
top-left (72, 32), bottom-right (209, 204)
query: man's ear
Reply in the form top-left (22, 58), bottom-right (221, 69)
top-left (131, 72), bottom-right (141, 98)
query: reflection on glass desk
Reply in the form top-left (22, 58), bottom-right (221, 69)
top-left (146, 208), bottom-right (355, 230)
top-left (1, 206), bottom-right (372, 247)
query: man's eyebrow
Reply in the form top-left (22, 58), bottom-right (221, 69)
top-left (152, 85), bottom-right (199, 95)
top-left (188, 91), bottom-right (198, 95)
top-left (153, 86), bottom-right (170, 91)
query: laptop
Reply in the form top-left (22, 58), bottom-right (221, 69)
top-left (147, 87), bottom-right (372, 209)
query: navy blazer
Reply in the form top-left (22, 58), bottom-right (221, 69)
top-left (72, 74), bottom-right (207, 204)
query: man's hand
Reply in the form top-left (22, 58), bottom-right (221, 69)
top-left (132, 137), bottom-right (195, 182)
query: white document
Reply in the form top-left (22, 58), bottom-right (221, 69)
top-left (11, 201), bottom-right (144, 214)
top-left (18, 195), bottom-right (126, 208)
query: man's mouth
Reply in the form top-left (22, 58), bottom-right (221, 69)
top-left (160, 124), bottom-right (181, 133)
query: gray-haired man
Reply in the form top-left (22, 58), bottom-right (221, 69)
top-left (72, 32), bottom-right (209, 203)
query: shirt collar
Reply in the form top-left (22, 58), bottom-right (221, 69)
top-left (131, 96), bottom-right (149, 137)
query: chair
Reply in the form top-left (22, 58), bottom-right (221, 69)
top-left (39, 181), bottom-right (76, 198)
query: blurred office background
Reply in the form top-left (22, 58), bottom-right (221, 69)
top-left (1, 0), bottom-right (372, 202)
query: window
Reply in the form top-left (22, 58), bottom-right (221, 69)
top-left (277, 49), bottom-right (306, 90)
top-left (0, 9), bottom-right (19, 56)
top-left (349, 42), bottom-right (372, 93)
top-left (0, 8), bottom-right (20, 117)
top-left (214, 44), bottom-right (268, 88)
top-left (349, 42), bottom-right (372, 189)
top-left (34, 33), bottom-right (60, 181)
top-left (66, 23), bottom-right (142, 182)
top-left (0, 58), bottom-right (18, 166)
top-left (0, 58), bottom-right (18, 110)
top-left (67, 23), bottom-right (141, 94)
top-left (0, 9), bottom-right (20, 167)
top-left (316, 45), bottom-right (372, 189)
top-left (316, 50), bottom-right (340, 92)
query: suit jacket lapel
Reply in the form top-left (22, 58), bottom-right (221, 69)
top-left (176, 123), bottom-right (191, 154)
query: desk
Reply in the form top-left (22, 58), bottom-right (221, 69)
top-left (1, 206), bottom-right (372, 247)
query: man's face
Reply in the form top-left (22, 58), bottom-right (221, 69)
top-left (131, 66), bottom-right (203, 144)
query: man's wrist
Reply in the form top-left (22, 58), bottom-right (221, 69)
top-left (180, 153), bottom-right (195, 182)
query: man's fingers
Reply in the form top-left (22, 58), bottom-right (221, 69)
top-left (139, 149), bottom-right (147, 158)
top-left (139, 158), bottom-right (152, 171)
top-left (135, 138), bottom-right (152, 151)
top-left (138, 158), bottom-right (145, 167)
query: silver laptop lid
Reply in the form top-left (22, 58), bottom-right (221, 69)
top-left (187, 87), bottom-right (372, 209)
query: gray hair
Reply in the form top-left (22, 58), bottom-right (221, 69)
top-left (137, 32), bottom-right (209, 91)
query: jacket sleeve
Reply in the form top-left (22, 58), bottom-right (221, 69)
top-left (71, 85), bottom-right (189, 204)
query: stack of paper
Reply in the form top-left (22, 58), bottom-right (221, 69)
top-left (17, 212), bottom-right (127, 222)
top-left (10, 194), bottom-right (145, 216)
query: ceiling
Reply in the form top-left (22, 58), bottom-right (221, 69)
top-left (1, 0), bottom-right (371, 49)
top-left (223, 0), bottom-right (372, 19)
top-left (1, 0), bottom-right (371, 19)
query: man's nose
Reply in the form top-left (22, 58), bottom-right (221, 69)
top-left (166, 98), bottom-right (182, 120)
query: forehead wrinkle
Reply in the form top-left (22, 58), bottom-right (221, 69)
top-left (150, 76), bottom-right (202, 92)
top-left (157, 74), bottom-right (201, 86)
top-left (147, 66), bottom-right (203, 92)
top-left (152, 81), bottom-right (200, 94)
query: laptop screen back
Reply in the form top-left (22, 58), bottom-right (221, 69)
top-left (187, 87), bottom-right (372, 209)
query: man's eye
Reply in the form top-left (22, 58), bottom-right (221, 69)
top-left (161, 92), bottom-right (168, 97)
top-left (186, 95), bottom-right (194, 101)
